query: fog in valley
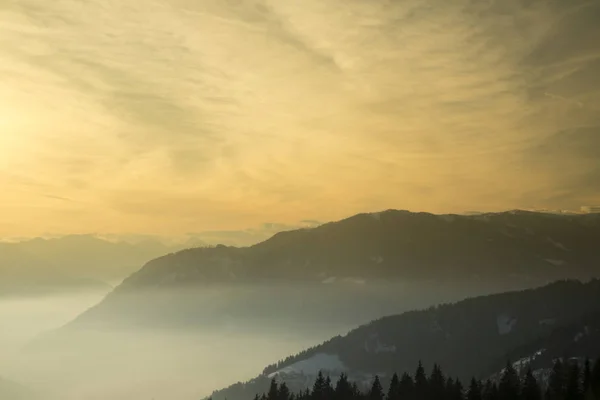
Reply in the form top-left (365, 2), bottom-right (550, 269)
top-left (0, 279), bottom-right (514, 400)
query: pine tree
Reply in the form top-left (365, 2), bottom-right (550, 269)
top-left (549, 359), bottom-right (566, 400)
top-left (482, 380), bottom-right (499, 400)
top-left (351, 382), bottom-right (362, 400)
top-left (592, 358), bottom-right (600, 399)
top-left (325, 376), bottom-right (335, 400)
top-left (415, 362), bottom-right (428, 400)
top-left (566, 363), bottom-right (582, 400)
top-left (279, 382), bottom-right (291, 400)
top-left (399, 372), bottom-right (416, 400)
top-left (336, 373), bottom-right (354, 400)
top-left (521, 368), bottom-right (541, 400)
top-left (498, 361), bottom-right (520, 400)
top-left (584, 360), bottom-right (592, 394)
top-left (369, 376), bottom-right (385, 400)
top-left (467, 378), bottom-right (482, 400)
top-left (268, 379), bottom-right (280, 400)
top-left (447, 378), bottom-right (456, 400)
top-left (387, 373), bottom-right (401, 400)
top-left (313, 371), bottom-right (328, 400)
top-left (429, 364), bottom-right (446, 400)
top-left (453, 378), bottom-right (464, 400)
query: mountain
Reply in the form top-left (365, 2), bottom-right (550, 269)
top-left (116, 209), bottom-right (600, 289)
top-left (62, 210), bottom-right (600, 329)
top-left (0, 235), bottom-right (198, 296)
top-left (208, 280), bottom-right (600, 400)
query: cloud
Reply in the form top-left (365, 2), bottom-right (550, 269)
top-left (0, 0), bottom-right (599, 236)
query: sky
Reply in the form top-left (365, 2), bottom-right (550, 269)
top-left (1, 0), bottom-right (599, 239)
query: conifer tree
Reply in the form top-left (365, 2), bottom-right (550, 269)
top-left (521, 368), bottom-right (541, 400)
top-left (429, 364), bottom-right (446, 400)
top-left (467, 378), bottom-right (482, 400)
top-left (369, 376), bottom-right (385, 400)
top-left (498, 361), bottom-right (520, 400)
top-left (482, 380), bottom-right (499, 400)
top-left (351, 382), bottom-right (362, 400)
top-left (584, 360), bottom-right (592, 394)
top-left (268, 379), bottom-right (280, 400)
top-left (399, 372), bottom-right (415, 400)
top-left (549, 359), bottom-right (566, 400)
top-left (336, 373), bottom-right (354, 400)
top-left (325, 376), bottom-right (335, 400)
top-left (313, 371), bottom-right (328, 400)
top-left (447, 378), bottom-right (456, 400)
top-left (279, 382), bottom-right (291, 400)
top-left (415, 362), bottom-right (428, 400)
top-left (592, 358), bottom-right (600, 399)
top-left (387, 373), bottom-right (401, 400)
top-left (566, 364), bottom-right (582, 400)
top-left (453, 378), bottom-right (464, 400)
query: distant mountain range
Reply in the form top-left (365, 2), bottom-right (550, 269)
top-left (59, 210), bottom-right (600, 330)
top-left (209, 279), bottom-right (600, 400)
top-left (116, 209), bottom-right (600, 289)
top-left (0, 235), bottom-right (201, 296)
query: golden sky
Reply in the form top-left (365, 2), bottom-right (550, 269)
top-left (1, 0), bottom-right (599, 238)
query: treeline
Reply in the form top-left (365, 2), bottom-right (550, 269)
top-left (250, 358), bottom-right (600, 400)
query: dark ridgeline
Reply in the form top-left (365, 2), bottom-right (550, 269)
top-left (237, 358), bottom-right (600, 400)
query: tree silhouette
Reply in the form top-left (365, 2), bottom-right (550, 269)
top-left (267, 379), bottom-right (279, 400)
top-left (415, 361), bottom-right (428, 400)
top-left (369, 376), bottom-right (385, 400)
top-left (467, 378), bottom-right (482, 400)
top-left (521, 368), bottom-right (541, 400)
top-left (498, 361), bottom-right (520, 400)
top-left (566, 363), bottom-right (582, 400)
top-left (387, 373), bottom-right (400, 400)
top-left (429, 364), bottom-right (446, 400)
top-left (399, 372), bottom-right (415, 400)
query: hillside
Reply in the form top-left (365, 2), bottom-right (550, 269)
top-left (61, 210), bottom-right (600, 329)
top-left (118, 210), bottom-right (600, 290)
top-left (208, 280), bottom-right (600, 400)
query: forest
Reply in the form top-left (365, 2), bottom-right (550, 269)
top-left (246, 358), bottom-right (600, 400)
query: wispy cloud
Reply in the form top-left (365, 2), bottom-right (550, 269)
top-left (1, 0), bottom-right (599, 236)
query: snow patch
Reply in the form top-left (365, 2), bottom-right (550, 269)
top-left (512, 349), bottom-right (546, 374)
top-left (545, 259), bottom-right (566, 266)
top-left (343, 277), bottom-right (366, 285)
top-left (370, 212), bottom-right (382, 221)
top-left (268, 354), bottom-right (346, 378)
top-left (322, 277), bottom-right (337, 284)
top-left (364, 334), bottom-right (397, 354)
top-left (547, 237), bottom-right (569, 251)
top-left (371, 256), bottom-right (384, 264)
top-left (439, 215), bottom-right (456, 223)
top-left (497, 315), bottom-right (518, 335)
top-left (574, 332), bottom-right (584, 342)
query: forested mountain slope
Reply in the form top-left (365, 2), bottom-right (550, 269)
top-left (209, 280), bottom-right (600, 400)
